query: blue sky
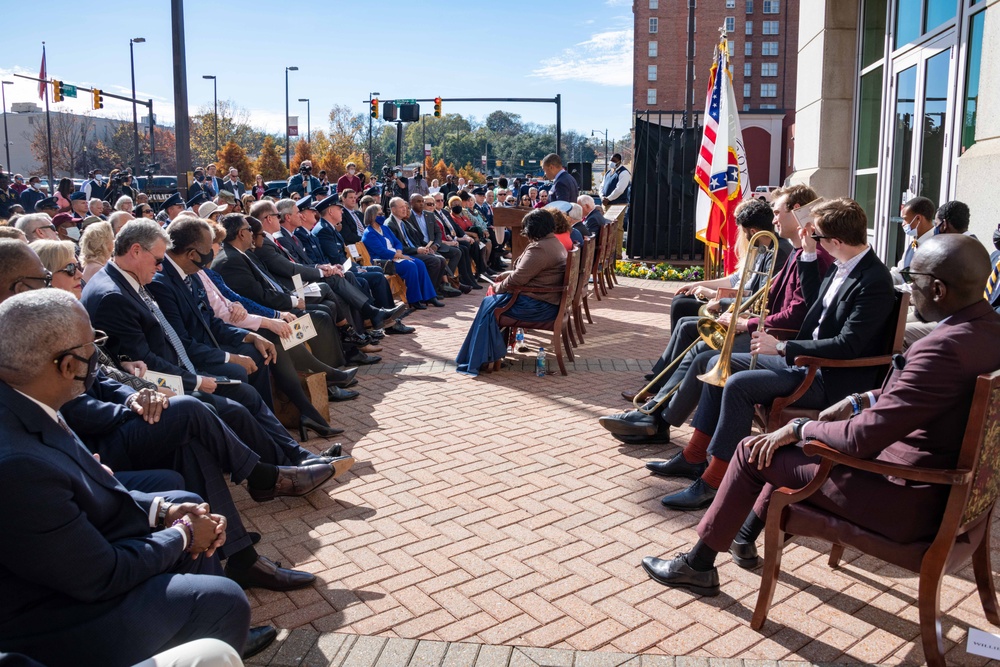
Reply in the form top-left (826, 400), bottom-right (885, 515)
top-left (1, 1), bottom-right (635, 147)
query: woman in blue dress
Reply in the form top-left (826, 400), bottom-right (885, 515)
top-left (361, 204), bottom-right (438, 307)
top-left (456, 208), bottom-right (568, 376)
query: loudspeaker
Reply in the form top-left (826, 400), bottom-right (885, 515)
top-left (382, 102), bottom-right (398, 122)
top-left (567, 162), bottom-right (593, 190)
top-left (399, 103), bottom-right (420, 122)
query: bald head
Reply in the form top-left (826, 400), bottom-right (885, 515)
top-left (0, 240), bottom-right (46, 303)
top-left (910, 235), bottom-right (991, 321)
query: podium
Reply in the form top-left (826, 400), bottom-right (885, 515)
top-left (492, 206), bottom-right (533, 260)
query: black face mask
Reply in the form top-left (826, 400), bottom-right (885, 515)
top-left (191, 248), bottom-right (215, 268)
top-left (451, 206), bottom-right (463, 215)
top-left (68, 348), bottom-right (100, 393)
top-left (195, 174), bottom-right (204, 182)
top-left (301, 167), bottom-right (312, 174)
top-left (993, 229), bottom-right (1000, 252)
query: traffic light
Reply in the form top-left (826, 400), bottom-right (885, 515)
top-left (92, 88), bottom-right (104, 110)
top-left (434, 97), bottom-right (442, 117)
top-left (370, 98), bottom-right (379, 119)
top-left (52, 80), bottom-right (64, 103)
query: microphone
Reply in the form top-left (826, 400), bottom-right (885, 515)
top-left (891, 354), bottom-right (906, 371)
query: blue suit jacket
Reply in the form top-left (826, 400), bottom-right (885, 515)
top-left (362, 225), bottom-right (403, 261)
top-left (147, 260), bottom-right (247, 369)
top-left (311, 219), bottom-right (348, 265)
top-left (81, 264), bottom-right (201, 391)
top-left (295, 226), bottom-right (328, 265)
top-left (549, 169), bottom-right (580, 204)
top-left (61, 371), bottom-right (136, 439)
top-left (0, 382), bottom-right (185, 640)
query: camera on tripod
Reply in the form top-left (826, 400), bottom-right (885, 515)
top-left (144, 163), bottom-right (160, 176)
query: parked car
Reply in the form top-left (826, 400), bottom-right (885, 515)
top-left (753, 185), bottom-right (779, 202)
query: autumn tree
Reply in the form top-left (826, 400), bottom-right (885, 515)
top-left (309, 130), bottom-right (332, 169)
top-left (289, 139), bottom-right (312, 173)
top-left (326, 105), bottom-right (366, 159)
top-left (433, 159), bottom-right (449, 181)
top-left (217, 141), bottom-right (254, 183)
top-left (317, 151), bottom-right (345, 183)
top-left (423, 156), bottom-right (437, 182)
top-left (190, 100), bottom-right (262, 167)
top-left (457, 163), bottom-right (485, 184)
top-left (253, 136), bottom-right (287, 181)
top-left (28, 111), bottom-right (94, 178)
top-left (346, 151), bottom-right (368, 172)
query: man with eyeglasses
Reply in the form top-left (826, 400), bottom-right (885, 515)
top-left (13, 213), bottom-right (59, 242)
top-left (649, 198), bottom-right (896, 517)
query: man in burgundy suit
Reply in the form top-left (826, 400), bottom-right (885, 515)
top-left (640, 234), bottom-right (1000, 595)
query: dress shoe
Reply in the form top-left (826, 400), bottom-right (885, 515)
top-left (470, 283), bottom-right (484, 290)
top-left (247, 463), bottom-right (333, 501)
top-left (359, 343), bottom-right (383, 353)
top-left (641, 554), bottom-right (720, 596)
top-left (385, 320), bottom-right (415, 334)
top-left (459, 284), bottom-right (473, 294)
top-left (326, 454), bottom-right (355, 478)
top-left (646, 452), bottom-right (708, 480)
top-left (348, 351), bottom-right (381, 365)
top-left (621, 388), bottom-right (650, 402)
top-left (660, 478), bottom-right (717, 511)
top-left (298, 416), bottom-right (344, 441)
top-left (249, 531), bottom-right (261, 545)
top-left (341, 328), bottom-right (368, 346)
top-left (598, 410), bottom-right (671, 444)
top-left (729, 540), bottom-right (762, 569)
top-left (370, 303), bottom-right (407, 329)
top-left (320, 442), bottom-right (343, 457)
top-left (226, 555), bottom-right (316, 591)
top-left (327, 367), bottom-right (358, 388)
top-left (243, 625), bottom-right (278, 659)
top-left (328, 386), bottom-right (360, 402)
top-left (412, 301), bottom-right (428, 310)
top-left (368, 328), bottom-right (386, 340)
top-left (440, 285), bottom-right (462, 298)
top-left (428, 298), bottom-right (446, 307)
top-left (644, 372), bottom-right (656, 381)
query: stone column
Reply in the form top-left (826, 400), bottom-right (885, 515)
top-left (786, 0), bottom-right (859, 196)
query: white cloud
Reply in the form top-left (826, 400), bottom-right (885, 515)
top-left (532, 29), bottom-right (633, 87)
top-left (605, 0), bottom-right (631, 5)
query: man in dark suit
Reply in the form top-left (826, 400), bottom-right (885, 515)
top-left (642, 234), bottom-right (1000, 595)
top-left (338, 188), bottom-right (367, 245)
top-left (655, 198), bottom-right (897, 511)
top-left (386, 196), bottom-right (447, 304)
top-left (541, 153), bottom-right (579, 204)
top-left (409, 193), bottom-right (464, 296)
top-left (220, 168), bottom-right (246, 198)
top-left (287, 161), bottom-right (321, 197)
top-left (0, 289), bottom-right (263, 665)
top-left (987, 240), bottom-right (1000, 314)
top-left (205, 164), bottom-right (223, 198)
top-left (187, 168), bottom-right (214, 201)
top-left (577, 195), bottom-right (607, 238)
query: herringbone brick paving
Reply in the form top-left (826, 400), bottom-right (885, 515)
top-left (237, 277), bottom-right (1000, 666)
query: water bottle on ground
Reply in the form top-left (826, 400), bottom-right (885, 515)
top-left (536, 347), bottom-right (546, 377)
top-left (516, 327), bottom-right (527, 352)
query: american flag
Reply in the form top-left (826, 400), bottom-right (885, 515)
top-left (38, 45), bottom-right (47, 100)
top-left (694, 36), bottom-right (750, 274)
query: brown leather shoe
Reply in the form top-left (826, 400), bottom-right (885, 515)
top-left (247, 463), bottom-right (334, 501)
top-left (360, 343), bottom-right (383, 353)
top-left (622, 388), bottom-right (650, 402)
top-left (225, 555), bottom-right (316, 591)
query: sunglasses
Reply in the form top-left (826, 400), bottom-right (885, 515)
top-left (899, 267), bottom-right (945, 284)
top-left (56, 262), bottom-right (82, 277)
top-left (810, 233), bottom-right (831, 242)
top-left (142, 247), bottom-right (164, 266)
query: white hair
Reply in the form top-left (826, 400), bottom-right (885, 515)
top-left (114, 219), bottom-right (168, 257)
top-left (114, 196), bottom-right (134, 211)
top-left (13, 213), bottom-right (51, 234)
top-left (577, 194), bottom-right (595, 210)
top-left (0, 289), bottom-right (84, 382)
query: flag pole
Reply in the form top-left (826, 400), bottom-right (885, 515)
top-left (42, 43), bottom-right (54, 193)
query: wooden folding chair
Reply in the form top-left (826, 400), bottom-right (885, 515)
top-left (350, 242), bottom-right (408, 306)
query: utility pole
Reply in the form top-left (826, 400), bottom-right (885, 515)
top-left (171, 0), bottom-right (191, 192)
top-left (129, 38), bottom-right (145, 175)
top-left (1, 81), bottom-right (11, 173)
top-left (684, 0), bottom-right (696, 126)
top-left (203, 75), bottom-right (217, 156)
top-left (298, 98), bottom-right (311, 143)
top-left (284, 66), bottom-right (298, 170)
top-left (369, 91), bottom-right (379, 170)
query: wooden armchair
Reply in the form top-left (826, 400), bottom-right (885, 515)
top-left (751, 370), bottom-right (1000, 667)
top-left (755, 290), bottom-right (910, 432)
top-left (590, 224), bottom-right (612, 301)
top-left (350, 242), bottom-right (408, 306)
top-left (569, 236), bottom-right (596, 346)
top-left (493, 248), bottom-right (580, 375)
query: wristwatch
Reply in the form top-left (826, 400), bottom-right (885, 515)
top-left (156, 501), bottom-right (171, 529)
top-left (775, 341), bottom-right (787, 357)
top-left (791, 417), bottom-right (811, 441)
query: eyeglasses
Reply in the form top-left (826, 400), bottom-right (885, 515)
top-left (899, 267), bottom-right (945, 285)
top-left (56, 262), bottom-right (82, 277)
top-left (265, 212), bottom-right (280, 219)
top-left (810, 233), bottom-right (831, 242)
top-left (142, 247), bottom-right (164, 266)
top-left (53, 329), bottom-right (109, 363)
top-left (38, 224), bottom-right (57, 233)
top-left (9, 270), bottom-right (53, 291)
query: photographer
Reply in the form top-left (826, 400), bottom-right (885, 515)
top-left (104, 169), bottom-right (136, 205)
top-left (391, 166), bottom-right (409, 201)
top-left (287, 160), bottom-right (322, 197)
top-left (407, 166), bottom-right (429, 197)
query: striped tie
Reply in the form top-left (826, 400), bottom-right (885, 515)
top-left (985, 259), bottom-right (1000, 301)
top-left (137, 286), bottom-right (197, 374)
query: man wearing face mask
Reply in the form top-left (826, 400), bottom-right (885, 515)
top-left (287, 160), bottom-right (321, 197)
top-left (890, 196), bottom-right (938, 285)
top-left (82, 170), bottom-right (108, 202)
top-left (407, 167), bottom-right (429, 197)
top-left (18, 176), bottom-right (45, 212)
top-left (337, 162), bottom-right (362, 195)
top-left (188, 167), bottom-right (213, 202)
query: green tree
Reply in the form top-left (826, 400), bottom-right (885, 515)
top-left (253, 136), bottom-right (287, 181)
top-left (190, 100), bottom-right (259, 167)
top-left (217, 141), bottom-right (254, 184)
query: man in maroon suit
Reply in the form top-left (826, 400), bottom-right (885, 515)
top-left (640, 234), bottom-right (1000, 595)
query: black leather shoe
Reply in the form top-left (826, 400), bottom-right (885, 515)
top-left (327, 367), bottom-right (358, 388)
top-left (428, 298), bottom-right (446, 307)
top-left (621, 388), bottom-right (650, 403)
top-left (385, 320), bottom-right (415, 334)
top-left (243, 625), bottom-right (278, 659)
top-left (328, 386), bottom-right (360, 402)
top-left (320, 442), bottom-right (343, 457)
top-left (729, 540), bottom-right (762, 569)
top-left (299, 416), bottom-right (344, 441)
top-left (412, 302), bottom-right (428, 310)
top-left (370, 303), bottom-right (407, 329)
top-left (459, 284), bottom-right (473, 294)
top-left (599, 410), bottom-right (670, 444)
top-left (348, 351), bottom-right (381, 365)
top-left (469, 283), bottom-right (483, 291)
top-left (660, 478), bottom-right (717, 511)
top-left (247, 463), bottom-right (334, 501)
top-left (646, 452), bottom-right (708, 480)
top-left (368, 328), bottom-right (386, 340)
top-left (641, 554), bottom-right (720, 596)
top-left (226, 555), bottom-right (316, 591)
top-left (440, 285), bottom-right (462, 297)
top-left (249, 531), bottom-right (261, 545)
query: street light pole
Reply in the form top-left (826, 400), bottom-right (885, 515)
top-left (203, 75), bottom-right (217, 156)
top-left (591, 129), bottom-right (609, 171)
top-left (129, 38), bottom-right (145, 176)
top-left (369, 91), bottom-right (380, 170)
top-left (1, 81), bottom-right (12, 173)
top-left (284, 66), bottom-right (298, 171)
top-left (298, 98), bottom-right (310, 144)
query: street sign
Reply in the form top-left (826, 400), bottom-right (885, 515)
top-left (288, 115), bottom-right (298, 137)
top-left (424, 143), bottom-right (431, 157)
top-left (395, 98), bottom-right (416, 104)
top-left (63, 84), bottom-right (77, 98)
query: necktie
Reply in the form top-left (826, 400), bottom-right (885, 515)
top-left (349, 210), bottom-right (364, 236)
top-left (397, 218), bottom-right (416, 246)
top-left (185, 275), bottom-right (221, 348)
top-left (249, 254), bottom-right (288, 294)
top-left (985, 258), bottom-right (1000, 300)
top-left (137, 286), bottom-right (197, 374)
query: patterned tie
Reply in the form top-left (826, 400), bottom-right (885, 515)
top-left (137, 286), bottom-right (197, 374)
top-left (985, 258), bottom-right (1000, 300)
top-left (248, 254), bottom-right (288, 294)
top-left (349, 209), bottom-right (364, 237)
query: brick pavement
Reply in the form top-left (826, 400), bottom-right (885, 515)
top-left (238, 277), bottom-right (1000, 666)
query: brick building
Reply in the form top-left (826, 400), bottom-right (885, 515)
top-left (632, 0), bottom-right (800, 187)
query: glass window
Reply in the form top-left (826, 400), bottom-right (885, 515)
top-left (762, 20), bottom-right (779, 34)
top-left (647, 89), bottom-right (657, 105)
top-left (919, 49), bottom-right (949, 201)
top-left (855, 66), bottom-right (884, 169)
top-left (726, 0), bottom-right (736, 7)
top-left (762, 41), bottom-right (779, 55)
top-left (744, 83), bottom-right (752, 98)
top-left (763, 0), bottom-right (780, 12)
top-left (745, 41), bottom-right (753, 56)
top-left (649, 17), bottom-right (658, 33)
top-left (889, 65), bottom-right (917, 226)
top-left (854, 173), bottom-right (879, 230)
top-left (648, 40), bottom-right (658, 57)
top-left (693, 16), bottom-right (697, 31)
top-left (648, 65), bottom-right (657, 81)
top-left (744, 62), bottom-right (752, 77)
top-left (649, 0), bottom-right (658, 7)
top-left (925, 0), bottom-right (956, 33)
top-left (962, 10), bottom-right (985, 150)
top-left (746, 0), bottom-right (753, 11)
top-left (761, 63), bottom-right (777, 76)
top-left (725, 16), bottom-right (735, 31)
top-left (727, 40), bottom-right (734, 56)
top-left (861, 0), bottom-right (887, 69)
top-left (743, 104), bottom-right (751, 111)
top-left (746, 21), bottom-right (754, 34)
top-left (760, 83), bottom-right (777, 97)
top-left (894, 0), bottom-right (920, 48)
top-left (761, 104), bottom-right (777, 109)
